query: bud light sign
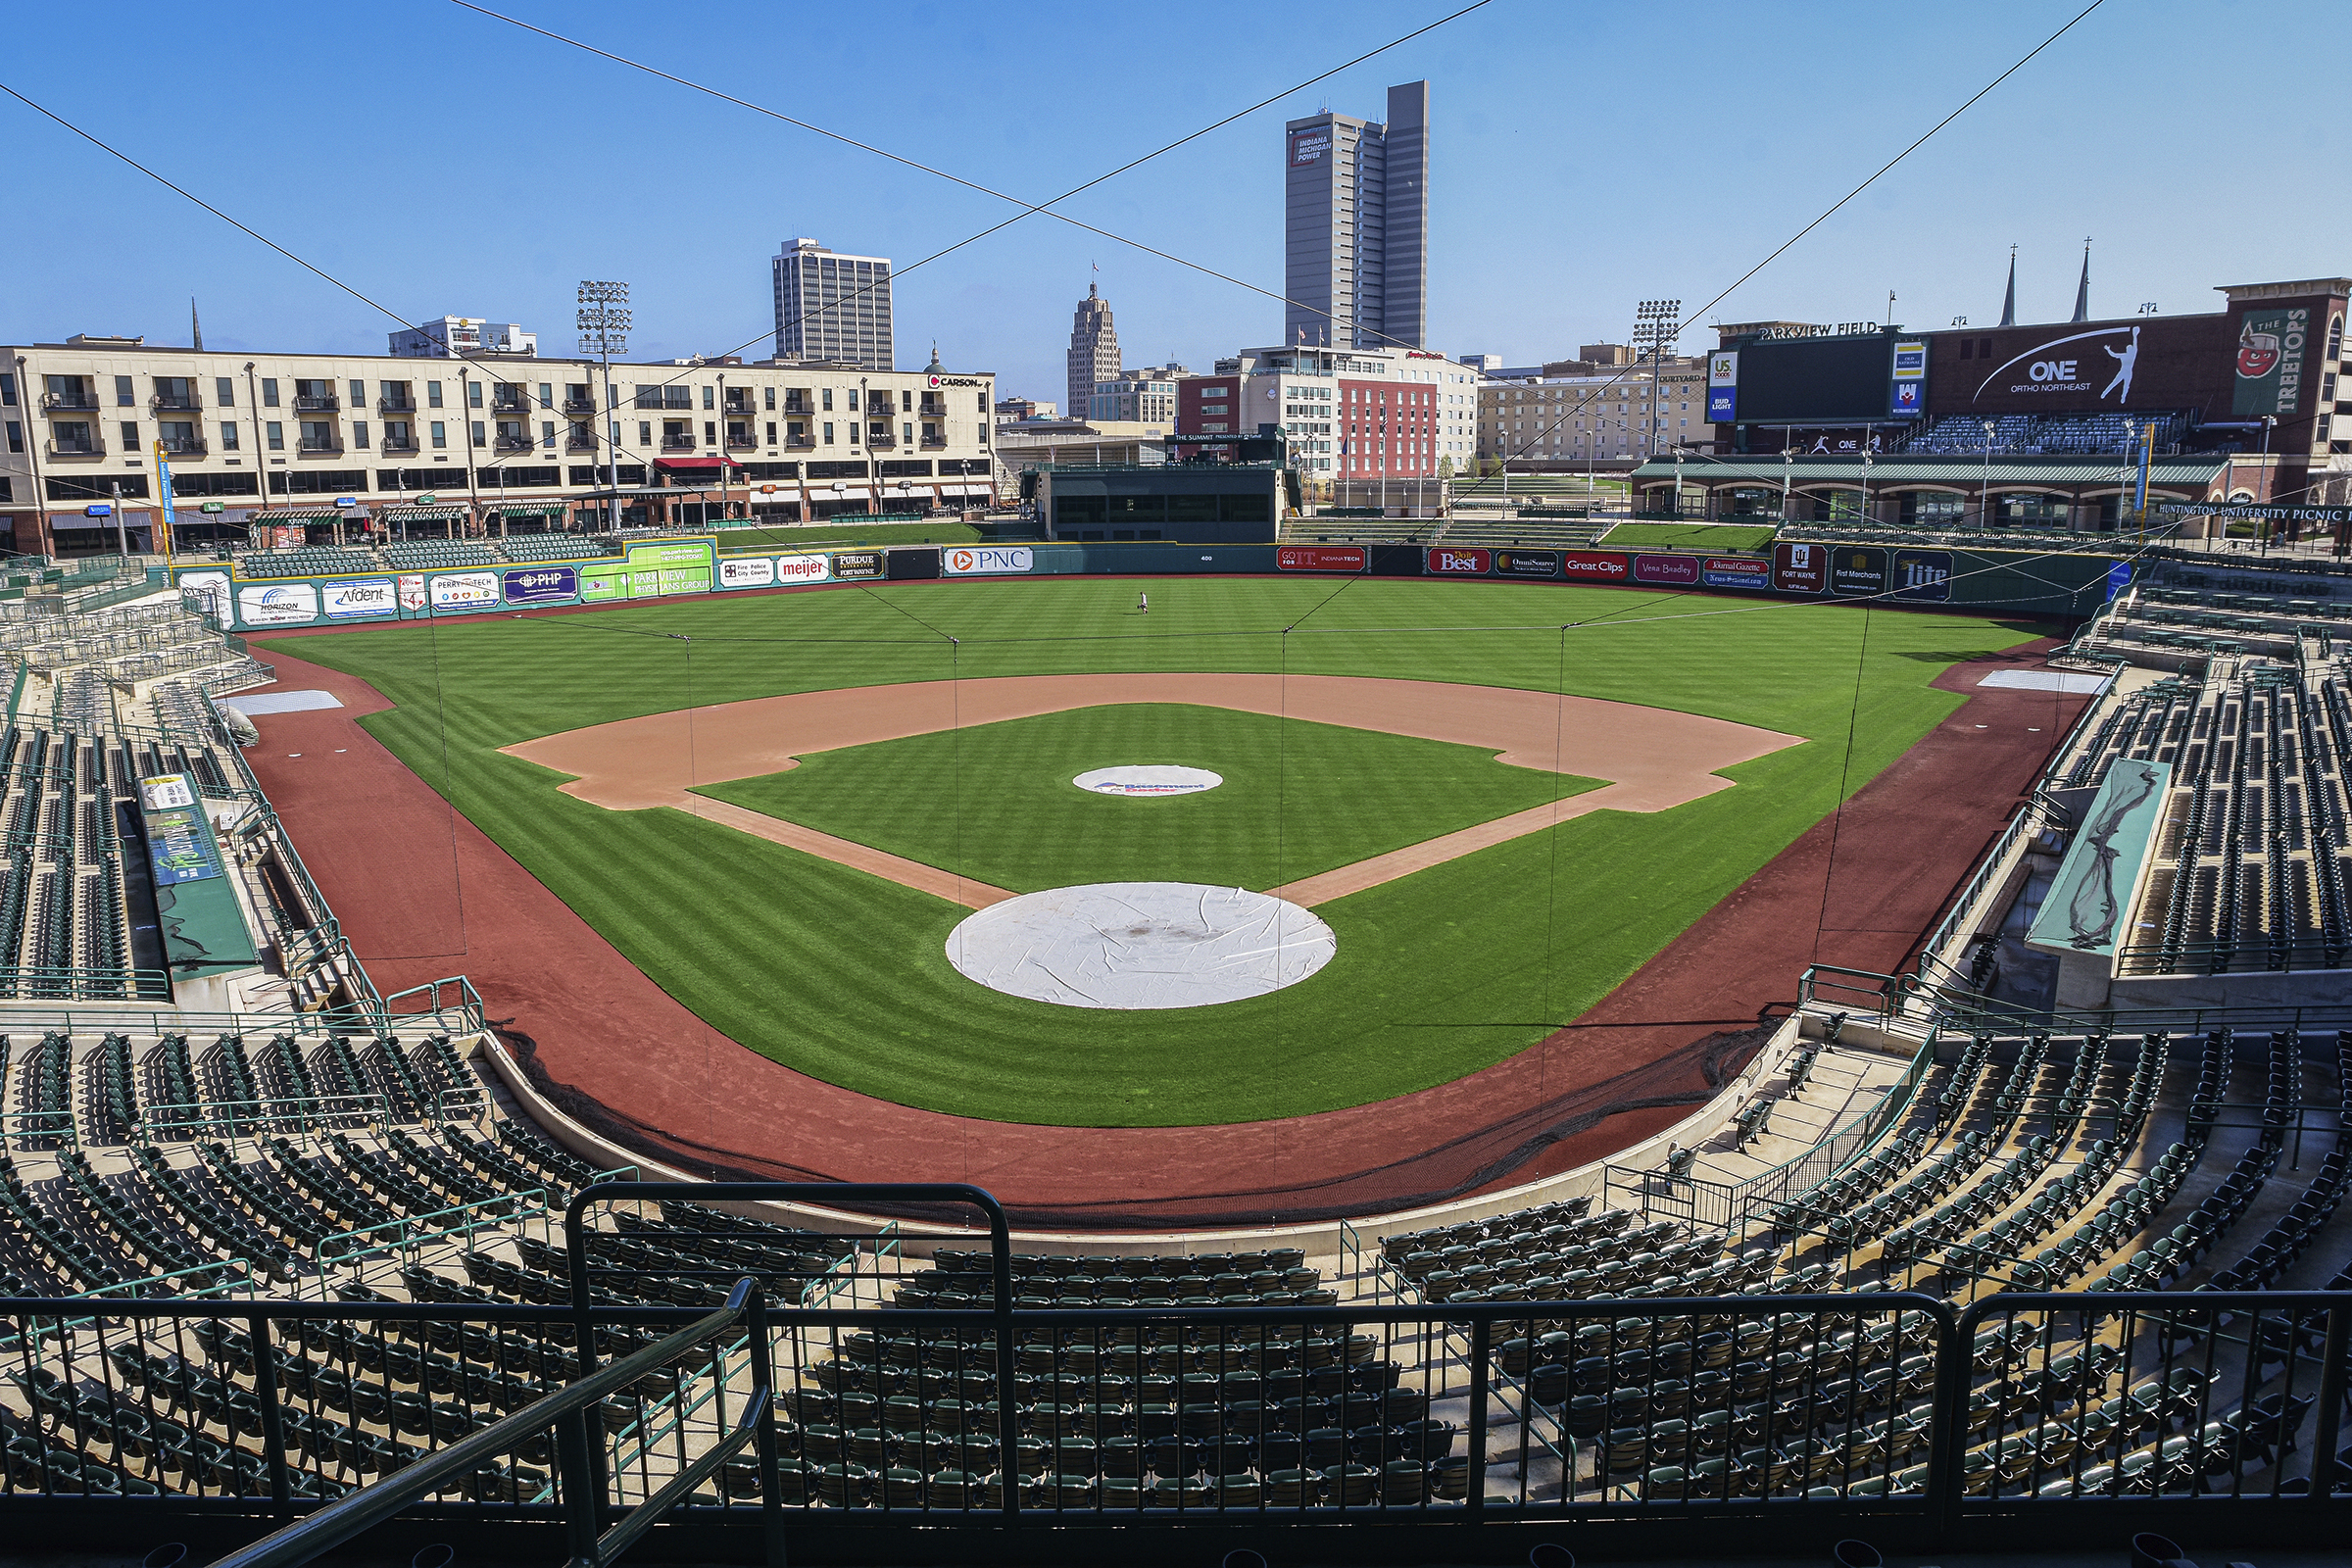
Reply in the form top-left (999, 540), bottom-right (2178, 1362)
top-left (503, 566), bottom-right (577, 605)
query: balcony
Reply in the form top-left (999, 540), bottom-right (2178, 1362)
top-left (725, 433), bottom-right (758, 451)
top-left (495, 433), bottom-right (536, 453)
top-left (561, 397), bottom-right (596, 415)
top-left (156, 437), bottom-right (207, 457)
top-left (866, 430), bottom-right (896, 449)
top-left (783, 395), bottom-right (813, 416)
top-left (378, 397), bottom-right (416, 414)
top-left (40, 391), bottom-right (98, 412)
top-left (293, 394), bottom-right (339, 413)
top-left (722, 401), bottom-right (757, 419)
top-left (490, 400), bottom-right (530, 417)
top-left (921, 437), bottom-right (948, 450)
top-left (661, 434), bottom-right (697, 453)
top-left (298, 436), bottom-right (344, 454)
top-left (150, 393), bottom-right (204, 413)
top-left (784, 437), bottom-right (815, 451)
top-left (380, 437), bottom-right (419, 455)
top-left (918, 399), bottom-right (949, 418)
top-left (565, 434), bottom-right (599, 453)
top-left (46, 436), bottom-right (105, 459)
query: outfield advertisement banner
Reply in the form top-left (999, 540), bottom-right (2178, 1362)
top-left (1493, 549), bottom-right (1559, 577)
top-left (178, 570), bottom-right (229, 621)
top-left (430, 571), bottom-right (501, 611)
top-left (718, 554), bottom-right (832, 590)
top-left (1632, 553), bottom-right (1699, 586)
top-left (237, 583), bottom-right (319, 626)
top-left (1425, 546), bottom-right (1490, 575)
top-left (832, 551), bottom-right (886, 580)
top-left (1560, 551), bottom-right (1630, 582)
top-left (1772, 542), bottom-right (1828, 594)
top-left (945, 546), bottom-right (1034, 575)
top-left (1892, 550), bottom-right (1952, 602)
top-left (1702, 556), bottom-right (1771, 590)
top-left (1277, 545), bottom-right (1365, 572)
top-left (502, 566), bottom-right (578, 605)
top-left (1830, 547), bottom-right (1888, 597)
top-left (581, 541), bottom-right (715, 603)
top-left (322, 578), bottom-right (398, 619)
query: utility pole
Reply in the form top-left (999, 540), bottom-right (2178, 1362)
top-left (578, 280), bottom-right (631, 537)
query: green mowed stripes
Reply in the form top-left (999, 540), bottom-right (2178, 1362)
top-left (260, 577), bottom-right (2049, 1126)
top-left (695, 704), bottom-right (1599, 893)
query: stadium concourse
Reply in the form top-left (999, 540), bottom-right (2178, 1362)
top-left (234, 624), bottom-right (2092, 1229)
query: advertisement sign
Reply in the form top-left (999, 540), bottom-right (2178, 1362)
top-left (1560, 551), bottom-right (1631, 582)
top-left (178, 569), bottom-right (230, 620)
top-left (1891, 550), bottom-right (1952, 602)
top-left (1493, 550), bottom-right (1559, 577)
top-left (944, 546), bottom-right (1034, 575)
top-left (138, 774), bottom-right (227, 886)
top-left (1702, 555), bottom-right (1772, 590)
top-left (1425, 546), bottom-right (1491, 575)
top-left (397, 574), bottom-right (426, 612)
top-left (832, 551), bottom-right (886, 580)
top-left (1632, 553), bottom-right (1700, 586)
top-left (2107, 561), bottom-right (2132, 602)
top-left (1706, 351), bottom-right (1738, 423)
top-left (1888, 338), bottom-right (1927, 417)
top-left (502, 566), bottom-right (578, 605)
top-left (1889, 379), bottom-right (1924, 416)
top-left (237, 582), bottom-right (319, 626)
top-left (1772, 542), bottom-right (1828, 595)
top-left (1276, 545), bottom-right (1365, 572)
top-left (430, 571), bottom-right (501, 611)
top-left (2232, 307), bottom-right (2307, 416)
top-left (774, 553), bottom-right (830, 584)
top-left (1830, 547), bottom-right (1888, 597)
top-left (322, 578), bottom-right (398, 620)
top-left (1289, 127), bottom-right (1331, 166)
top-left (582, 541), bottom-right (715, 602)
top-left (719, 557), bottom-right (775, 589)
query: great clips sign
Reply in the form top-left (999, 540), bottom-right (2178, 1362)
top-left (1561, 551), bottom-right (1631, 582)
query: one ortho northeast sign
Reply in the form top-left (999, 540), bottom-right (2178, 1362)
top-left (1425, 546), bottom-right (1490, 574)
top-left (1277, 545), bottom-right (1365, 571)
top-left (1771, 541), bottom-right (1828, 594)
top-left (945, 546), bottom-right (1033, 575)
top-left (1830, 546), bottom-right (1888, 597)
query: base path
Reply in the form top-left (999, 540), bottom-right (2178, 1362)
top-left (238, 638), bottom-right (2085, 1229)
top-left (503, 673), bottom-right (1799, 908)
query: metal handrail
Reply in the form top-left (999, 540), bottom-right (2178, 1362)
top-left (313, 1187), bottom-right (547, 1276)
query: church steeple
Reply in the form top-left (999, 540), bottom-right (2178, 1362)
top-left (1999, 245), bottom-right (2017, 328)
top-left (2071, 238), bottom-right (2091, 323)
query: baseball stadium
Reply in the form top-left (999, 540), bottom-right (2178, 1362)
top-left (0, 500), bottom-right (2340, 1567)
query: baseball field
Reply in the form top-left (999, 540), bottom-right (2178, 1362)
top-left (258, 575), bottom-right (2048, 1127)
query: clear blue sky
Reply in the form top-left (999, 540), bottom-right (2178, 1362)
top-left (3, 1), bottom-right (2338, 403)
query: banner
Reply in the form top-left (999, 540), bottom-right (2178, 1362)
top-left (1891, 550), bottom-right (1952, 602)
top-left (2155, 502), bottom-right (2352, 524)
top-left (945, 546), bottom-right (1034, 575)
top-left (503, 566), bottom-right (578, 605)
top-left (1831, 547), bottom-right (1888, 597)
top-left (1560, 551), bottom-right (1631, 582)
top-left (430, 571), bottom-right (501, 611)
top-left (1632, 553), bottom-right (1699, 585)
top-left (397, 573), bottom-right (425, 612)
top-left (2231, 306), bottom-right (2308, 416)
top-left (582, 541), bottom-right (715, 602)
top-left (237, 582), bottom-right (319, 626)
top-left (1888, 338), bottom-right (1927, 417)
top-left (178, 569), bottom-right (230, 620)
top-left (832, 551), bottom-right (886, 580)
top-left (1771, 542), bottom-right (1827, 594)
top-left (1701, 556), bottom-right (1771, 590)
top-left (1493, 549), bottom-right (1559, 577)
top-left (1707, 351), bottom-right (1738, 423)
top-left (719, 557), bottom-right (776, 589)
top-left (1425, 546), bottom-right (1490, 575)
top-left (322, 578), bottom-right (399, 619)
top-left (137, 774), bottom-right (227, 886)
top-left (1276, 545), bottom-right (1365, 572)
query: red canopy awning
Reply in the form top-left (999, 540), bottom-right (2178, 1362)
top-left (654, 454), bottom-right (743, 470)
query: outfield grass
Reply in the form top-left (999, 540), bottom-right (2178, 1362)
top-left (713, 521), bottom-right (982, 552)
top-left (1597, 521), bottom-right (1777, 552)
top-left (697, 704), bottom-right (1598, 893)
top-left (261, 577), bottom-right (2048, 1126)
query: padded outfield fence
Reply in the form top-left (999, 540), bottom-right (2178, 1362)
top-left (0, 1184), bottom-right (2341, 1566)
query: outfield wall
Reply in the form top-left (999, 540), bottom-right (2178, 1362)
top-left (169, 534), bottom-right (2127, 632)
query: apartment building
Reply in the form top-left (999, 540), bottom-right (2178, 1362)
top-left (1187, 343), bottom-right (1479, 478)
top-left (0, 335), bottom-right (993, 551)
top-left (1477, 358), bottom-right (1713, 469)
top-left (1088, 375), bottom-right (1178, 425)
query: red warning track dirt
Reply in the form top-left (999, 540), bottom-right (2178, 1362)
top-left (500, 673), bottom-right (1799, 909)
top-left (238, 637), bottom-right (2087, 1230)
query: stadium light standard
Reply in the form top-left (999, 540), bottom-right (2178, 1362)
top-left (577, 280), bottom-right (630, 537)
top-left (1980, 421), bottom-right (1997, 532)
top-left (1781, 446), bottom-right (1795, 521)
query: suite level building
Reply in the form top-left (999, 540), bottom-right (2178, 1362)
top-left (0, 336), bottom-right (995, 552)
top-left (1477, 357), bottom-right (1713, 470)
top-left (1184, 343), bottom-right (1478, 478)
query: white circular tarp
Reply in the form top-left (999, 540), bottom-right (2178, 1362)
top-left (946, 882), bottom-right (1335, 1009)
top-left (1072, 765), bottom-right (1223, 798)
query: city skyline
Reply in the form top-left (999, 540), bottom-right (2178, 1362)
top-left (4, 3), bottom-right (2346, 405)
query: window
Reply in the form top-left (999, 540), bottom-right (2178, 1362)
top-left (266, 421), bottom-right (284, 450)
top-left (220, 421), bottom-right (241, 451)
top-left (538, 383), bottom-right (553, 408)
top-left (262, 378), bottom-right (280, 407)
top-left (639, 420), bottom-right (652, 445)
top-left (847, 389), bottom-right (858, 411)
top-left (430, 421), bottom-right (446, 449)
top-left (299, 420), bottom-right (336, 451)
top-left (354, 421), bottom-right (370, 448)
top-left (350, 378), bottom-right (366, 405)
top-left (4, 422), bottom-right (18, 454)
top-left (470, 420), bottom-right (485, 446)
top-left (765, 421), bottom-right (776, 443)
top-left (0, 374), bottom-right (12, 407)
top-left (2331, 316), bottom-right (2345, 361)
top-left (121, 419), bottom-right (139, 446)
top-left (427, 381), bottom-right (444, 408)
top-left (542, 420), bottom-right (555, 447)
top-left (215, 376), bottom-right (235, 407)
top-left (115, 375), bottom-right (134, 407)
top-left (702, 386), bottom-right (714, 410)
top-left (466, 380), bottom-right (483, 408)
top-left (823, 421), bottom-right (835, 445)
top-left (822, 388), bottom-right (834, 411)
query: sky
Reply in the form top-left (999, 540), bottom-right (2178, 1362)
top-left (2, 1), bottom-right (2340, 404)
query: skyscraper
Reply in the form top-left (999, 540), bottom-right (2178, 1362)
top-left (1067, 282), bottom-right (1119, 425)
top-left (772, 238), bottom-right (895, 370)
top-left (1284, 81), bottom-right (1429, 352)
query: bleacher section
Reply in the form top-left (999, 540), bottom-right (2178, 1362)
top-left (1901, 410), bottom-right (2190, 456)
top-left (501, 532), bottom-right (619, 562)
top-left (380, 541), bottom-right (500, 571)
top-left (232, 549), bottom-right (375, 581)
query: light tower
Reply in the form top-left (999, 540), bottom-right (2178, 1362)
top-left (577, 280), bottom-right (631, 535)
top-left (1632, 300), bottom-right (1682, 462)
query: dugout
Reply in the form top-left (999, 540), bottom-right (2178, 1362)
top-left (1038, 462), bottom-right (1288, 543)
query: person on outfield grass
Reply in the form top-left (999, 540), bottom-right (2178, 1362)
top-left (1138, 590), bottom-right (1149, 614)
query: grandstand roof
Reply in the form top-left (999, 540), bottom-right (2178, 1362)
top-left (1634, 454), bottom-right (2232, 486)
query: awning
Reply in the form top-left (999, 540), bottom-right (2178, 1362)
top-left (376, 505), bottom-right (470, 522)
top-left (655, 455), bottom-right (743, 470)
top-left (246, 508), bottom-right (348, 523)
top-left (496, 505), bottom-right (566, 517)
